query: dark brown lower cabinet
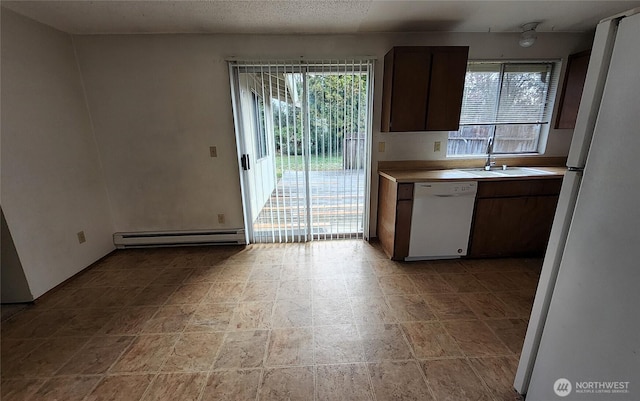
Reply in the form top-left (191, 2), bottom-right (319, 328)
top-left (377, 175), bottom-right (563, 260)
top-left (377, 176), bottom-right (413, 260)
top-left (469, 178), bottom-right (562, 258)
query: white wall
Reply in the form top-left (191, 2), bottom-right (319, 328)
top-left (73, 35), bottom-right (244, 232)
top-left (73, 31), bottom-right (591, 238)
top-left (1, 9), bottom-right (114, 299)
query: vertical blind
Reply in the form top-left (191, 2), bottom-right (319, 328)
top-left (230, 59), bottom-right (374, 243)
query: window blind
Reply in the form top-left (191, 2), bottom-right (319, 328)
top-left (459, 63), bottom-right (501, 125)
top-left (459, 62), bottom-right (560, 125)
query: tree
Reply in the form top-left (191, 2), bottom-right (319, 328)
top-left (270, 72), bottom-right (368, 157)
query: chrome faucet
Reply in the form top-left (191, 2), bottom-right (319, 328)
top-left (485, 137), bottom-right (496, 170)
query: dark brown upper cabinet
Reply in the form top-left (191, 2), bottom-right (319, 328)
top-left (555, 50), bottom-right (591, 129)
top-left (381, 46), bottom-right (469, 132)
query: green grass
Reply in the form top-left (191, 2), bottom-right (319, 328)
top-left (275, 155), bottom-right (343, 178)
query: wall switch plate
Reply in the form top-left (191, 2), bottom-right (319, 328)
top-left (217, 214), bottom-right (225, 224)
top-left (378, 142), bottom-right (386, 152)
top-left (77, 231), bottom-right (86, 244)
top-left (210, 146), bottom-right (217, 157)
top-left (434, 141), bottom-right (441, 152)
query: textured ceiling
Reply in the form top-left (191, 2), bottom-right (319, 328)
top-left (3, 1), bottom-right (640, 35)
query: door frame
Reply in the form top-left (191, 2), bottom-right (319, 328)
top-left (229, 60), bottom-right (375, 243)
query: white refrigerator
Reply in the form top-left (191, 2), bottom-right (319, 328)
top-left (514, 9), bottom-right (640, 400)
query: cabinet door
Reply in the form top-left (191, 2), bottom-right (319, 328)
top-left (470, 179), bottom-right (561, 258)
top-left (385, 47), bottom-right (431, 132)
top-left (555, 50), bottom-right (591, 129)
top-left (517, 195), bottom-right (559, 254)
top-left (377, 177), bottom-right (414, 260)
top-left (470, 197), bottom-right (527, 258)
top-left (469, 195), bottom-right (559, 258)
top-left (426, 47), bottom-right (469, 130)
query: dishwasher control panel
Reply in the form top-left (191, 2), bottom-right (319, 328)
top-left (415, 181), bottom-right (477, 197)
top-left (454, 183), bottom-right (477, 193)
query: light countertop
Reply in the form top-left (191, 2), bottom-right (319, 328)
top-left (379, 166), bottom-right (566, 183)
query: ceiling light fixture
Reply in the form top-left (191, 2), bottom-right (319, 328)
top-left (519, 22), bottom-right (540, 48)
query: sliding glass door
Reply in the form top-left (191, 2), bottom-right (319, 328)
top-left (230, 60), bottom-right (373, 243)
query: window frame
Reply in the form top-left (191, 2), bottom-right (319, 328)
top-left (447, 60), bottom-right (561, 157)
top-left (251, 90), bottom-right (269, 160)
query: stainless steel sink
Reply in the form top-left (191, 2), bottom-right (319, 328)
top-left (495, 167), bottom-right (555, 176)
top-left (457, 167), bottom-right (555, 178)
top-left (462, 170), bottom-right (505, 177)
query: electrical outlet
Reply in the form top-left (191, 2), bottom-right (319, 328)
top-left (378, 142), bottom-right (386, 152)
top-left (434, 141), bottom-right (441, 152)
top-left (209, 146), bottom-right (217, 157)
top-left (77, 231), bottom-right (86, 244)
top-left (218, 214), bottom-right (225, 224)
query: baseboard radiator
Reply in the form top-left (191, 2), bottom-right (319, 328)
top-left (113, 229), bottom-right (246, 249)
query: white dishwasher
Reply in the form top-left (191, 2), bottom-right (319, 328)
top-left (407, 181), bottom-right (477, 261)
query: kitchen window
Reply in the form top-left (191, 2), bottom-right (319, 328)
top-left (448, 61), bottom-right (560, 156)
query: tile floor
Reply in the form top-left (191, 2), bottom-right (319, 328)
top-left (0, 240), bottom-right (540, 401)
